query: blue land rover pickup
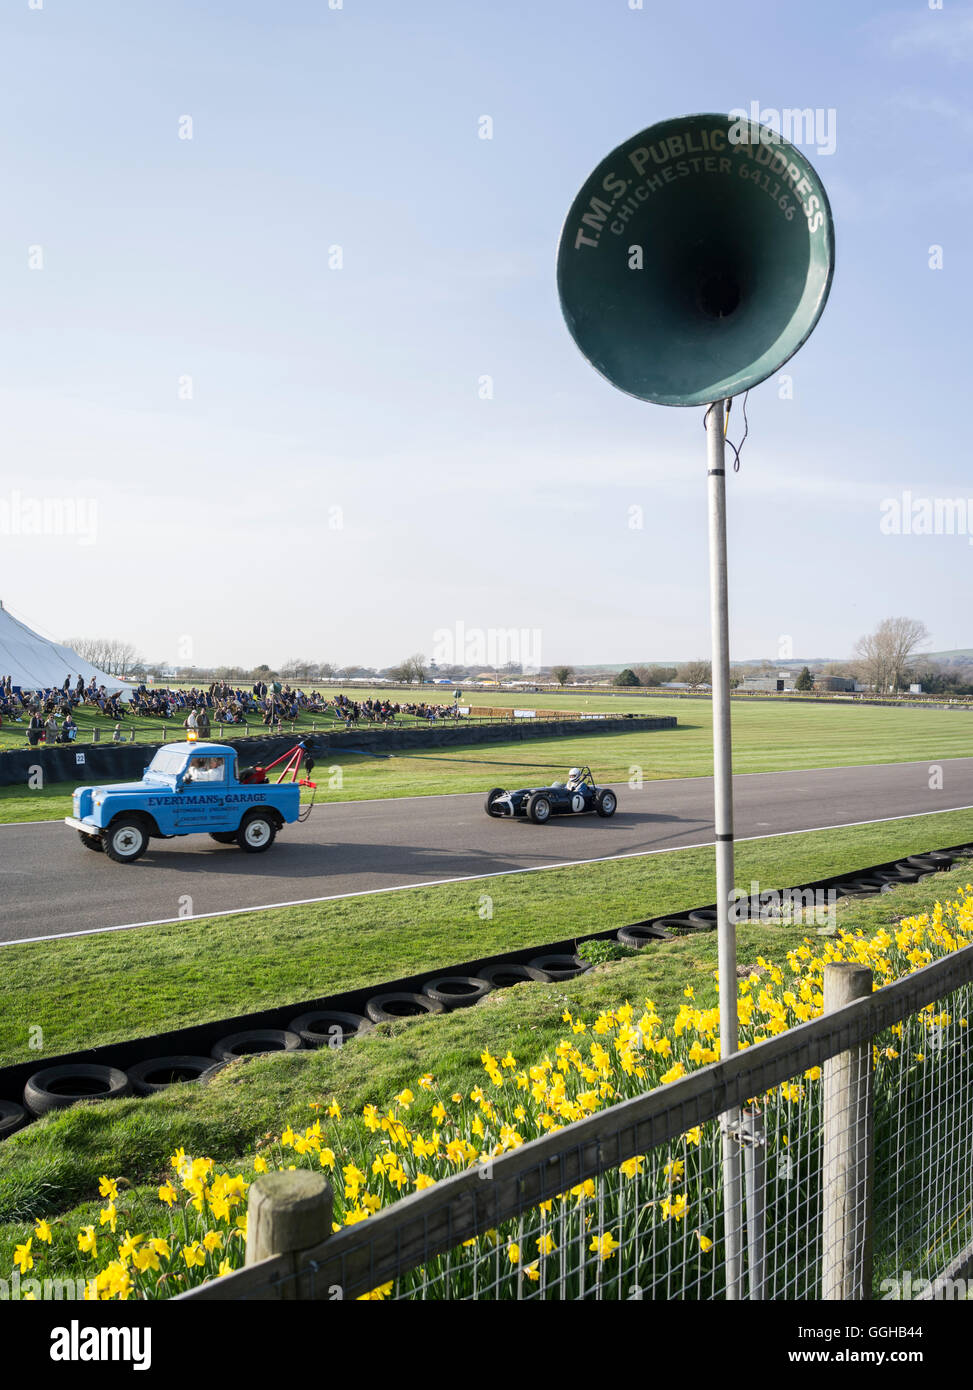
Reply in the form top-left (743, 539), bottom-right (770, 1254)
top-left (64, 741), bottom-right (306, 862)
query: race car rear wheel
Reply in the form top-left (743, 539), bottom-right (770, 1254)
top-left (526, 793), bottom-right (552, 824)
top-left (104, 817), bottom-right (148, 863)
top-left (79, 831), bottom-right (104, 852)
top-left (484, 787), bottom-right (507, 817)
top-left (595, 790), bottom-right (617, 818)
top-left (237, 811), bottom-right (277, 853)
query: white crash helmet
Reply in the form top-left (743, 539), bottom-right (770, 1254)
top-left (569, 767), bottom-right (581, 779)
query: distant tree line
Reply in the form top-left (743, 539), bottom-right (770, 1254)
top-left (60, 614), bottom-right (973, 696)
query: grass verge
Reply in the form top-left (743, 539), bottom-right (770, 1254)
top-left (2, 809), bottom-right (971, 1067)
top-left (0, 855), bottom-right (971, 1270)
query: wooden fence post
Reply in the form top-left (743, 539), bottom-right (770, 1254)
top-left (820, 962), bottom-right (873, 1300)
top-left (246, 1171), bottom-right (333, 1299)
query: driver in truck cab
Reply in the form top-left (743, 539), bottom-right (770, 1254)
top-left (186, 756), bottom-right (224, 782)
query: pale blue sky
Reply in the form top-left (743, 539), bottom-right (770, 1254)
top-left (1, 0), bottom-right (971, 669)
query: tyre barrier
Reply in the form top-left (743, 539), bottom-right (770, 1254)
top-left (289, 1011), bottom-right (373, 1048)
top-left (906, 852), bottom-right (956, 871)
top-left (653, 917), bottom-right (703, 937)
top-left (366, 993), bottom-right (446, 1024)
top-left (616, 923), bottom-right (671, 948)
top-left (128, 1056), bottom-right (221, 1096)
top-left (2, 840), bottom-right (972, 1137)
top-left (834, 878), bottom-right (889, 898)
top-left (871, 866), bottom-right (921, 884)
top-left (422, 976), bottom-right (493, 1010)
top-left (528, 953), bottom-right (590, 981)
top-left (478, 962), bottom-right (551, 987)
top-left (687, 908), bottom-right (719, 929)
top-left (0, 1099), bottom-right (27, 1138)
top-left (23, 1064), bottom-right (131, 1118)
top-left (211, 1030), bottom-right (303, 1062)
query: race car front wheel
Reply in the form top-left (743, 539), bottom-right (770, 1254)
top-left (595, 790), bottom-right (617, 818)
top-left (104, 817), bottom-right (148, 863)
top-left (237, 811), bottom-right (278, 853)
top-left (527, 793), bottom-right (552, 824)
top-left (484, 787), bottom-right (506, 817)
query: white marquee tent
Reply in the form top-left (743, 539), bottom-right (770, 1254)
top-left (0, 602), bottom-right (133, 697)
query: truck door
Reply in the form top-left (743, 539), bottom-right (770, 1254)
top-left (177, 756), bottom-right (229, 828)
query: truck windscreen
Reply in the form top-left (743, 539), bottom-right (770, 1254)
top-left (146, 749), bottom-right (187, 777)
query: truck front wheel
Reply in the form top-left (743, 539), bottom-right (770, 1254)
top-left (104, 818), bottom-right (149, 863)
top-left (237, 811), bottom-right (277, 853)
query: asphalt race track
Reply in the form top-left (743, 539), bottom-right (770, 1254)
top-left (2, 759), bottom-right (972, 945)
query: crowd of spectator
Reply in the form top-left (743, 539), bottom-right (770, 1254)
top-left (1, 674), bottom-right (123, 743)
top-left (332, 694), bottom-right (399, 725)
top-left (1, 675), bottom-right (467, 745)
top-left (128, 680), bottom-right (335, 728)
top-left (330, 695), bottom-right (460, 725)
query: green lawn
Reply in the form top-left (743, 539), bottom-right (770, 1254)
top-left (2, 808), bottom-right (970, 1070)
top-left (0, 846), bottom-right (970, 1263)
top-left (1, 696), bottom-right (970, 824)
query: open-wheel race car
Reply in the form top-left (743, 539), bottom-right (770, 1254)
top-left (484, 767), bottom-right (617, 823)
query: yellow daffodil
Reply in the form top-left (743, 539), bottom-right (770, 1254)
top-left (589, 1232), bottom-right (619, 1260)
top-left (118, 1231), bottom-right (143, 1261)
top-left (133, 1246), bottom-right (161, 1274)
top-left (358, 1281), bottom-right (393, 1300)
top-left (661, 1194), bottom-right (688, 1221)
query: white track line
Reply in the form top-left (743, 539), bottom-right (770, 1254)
top-left (3, 802), bottom-right (971, 950)
top-left (2, 755), bottom-right (973, 828)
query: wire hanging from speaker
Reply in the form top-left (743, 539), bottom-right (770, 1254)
top-left (704, 391), bottom-right (750, 472)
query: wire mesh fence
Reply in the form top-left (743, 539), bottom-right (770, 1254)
top-left (180, 941), bottom-right (973, 1303)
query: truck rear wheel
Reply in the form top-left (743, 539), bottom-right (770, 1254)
top-left (237, 810), bottom-right (277, 853)
top-left (104, 817), bottom-right (148, 863)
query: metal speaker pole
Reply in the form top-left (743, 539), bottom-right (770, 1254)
top-left (556, 112), bottom-right (834, 1299)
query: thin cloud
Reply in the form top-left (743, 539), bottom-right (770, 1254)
top-left (882, 9), bottom-right (973, 62)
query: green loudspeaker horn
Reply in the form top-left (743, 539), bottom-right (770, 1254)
top-left (557, 113), bottom-right (835, 405)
